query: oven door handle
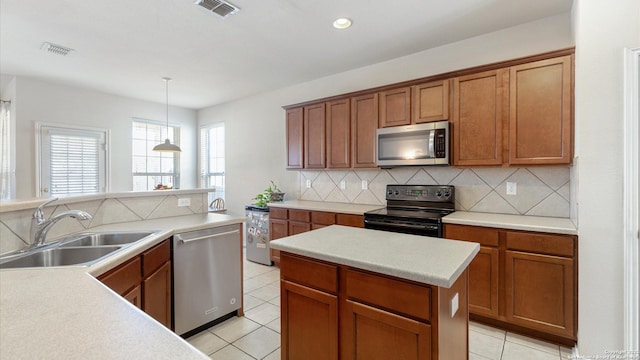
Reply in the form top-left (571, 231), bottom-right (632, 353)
top-left (364, 220), bottom-right (439, 231)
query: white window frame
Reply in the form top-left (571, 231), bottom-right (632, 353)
top-left (132, 118), bottom-right (180, 191)
top-left (200, 122), bottom-right (225, 207)
top-left (35, 122), bottom-right (110, 197)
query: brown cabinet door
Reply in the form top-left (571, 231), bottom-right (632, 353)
top-left (143, 261), bottom-right (172, 328)
top-left (270, 218), bottom-right (288, 264)
top-left (504, 250), bottom-right (575, 339)
top-left (379, 87), bottom-right (411, 127)
top-left (326, 99), bottom-right (351, 168)
top-left (412, 80), bottom-right (450, 123)
top-left (123, 284), bottom-right (142, 309)
top-left (281, 280), bottom-right (338, 360)
top-left (286, 107), bottom-right (304, 169)
top-left (342, 300), bottom-right (431, 360)
top-left (98, 257), bottom-right (142, 296)
top-left (305, 103), bottom-right (326, 169)
top-left (289, 221), bottom-right (311, 235)
top-left (468, 246), bottom-right (499, 319)
top-left (509, 55), bottom-right (573, 165)
top-left (452, 69), bottom-right (508, 166)
top-left (335, 214), bottom-right (364, 228)
top-left (443, 224), bottom-right (499, 319)
top-left (351, 93), bottom-right (378, 168)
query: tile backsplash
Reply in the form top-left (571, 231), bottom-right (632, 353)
top-left (0, 192), bottom-right (208, 255)
top-left (298, 167), bottom-right (570, 218)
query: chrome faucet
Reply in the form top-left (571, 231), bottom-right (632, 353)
top-left (29, 198), bottom-right (92, 248)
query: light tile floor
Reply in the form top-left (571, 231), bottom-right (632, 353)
top-left (187, 255), bottom-right (574, 360)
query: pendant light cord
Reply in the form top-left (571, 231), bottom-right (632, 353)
top-left (163, 77), bottom-right (171, 135)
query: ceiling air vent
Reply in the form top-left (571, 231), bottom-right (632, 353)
top-left (41, 42), bottom-right (74, 56)
top-left (195, 0), bottom-right (240, 18)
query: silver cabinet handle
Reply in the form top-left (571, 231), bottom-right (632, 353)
top-left (176, 229), bottom-right (240, 244)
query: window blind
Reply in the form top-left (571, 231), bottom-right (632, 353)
top-left (39, 125), bottom-right (106, 197)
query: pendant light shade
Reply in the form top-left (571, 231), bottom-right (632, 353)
top-left (153, 77), bottom-right (182, 152)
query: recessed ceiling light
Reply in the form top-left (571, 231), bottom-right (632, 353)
top-left (333, 17), bottom-right (352, 29)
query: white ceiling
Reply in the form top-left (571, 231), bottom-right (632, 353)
top-left (0, 0), bottom-right (572, 109)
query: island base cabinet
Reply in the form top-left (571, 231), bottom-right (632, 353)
top-left (281, 280), bottom-right (338, 360)
top-left (279, 252), bottom-right (469, 360)
top-left (342, 300), bottom-right (432, 360)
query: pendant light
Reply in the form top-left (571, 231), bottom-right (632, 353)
top-left (153, 77), bottom-right (182, 152)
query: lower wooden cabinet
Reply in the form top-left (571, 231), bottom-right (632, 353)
top-left (443, 224), bottom-right (577, 345)
top-left (280, 252), bottom-right (468, 360)
top-left (143, 260), bottom-right (172, 328)
top-left (281, 280), bottom-right (338, 360)
top-left (98, 239), bottom-right (172, 329)
top-left (505, 250), bottom-right (575, 339)
top-left (343, 300), bottom-right (431, 360)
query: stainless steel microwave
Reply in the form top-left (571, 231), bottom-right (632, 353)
top-left (376, 121), bottom-right (450, 167)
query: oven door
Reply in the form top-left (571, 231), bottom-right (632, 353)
top-left (364, 215), bottom-right (442, 237)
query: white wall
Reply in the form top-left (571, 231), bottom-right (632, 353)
top-left (5, 76), bottom-right (197, 198)
top-left (573, 0), bottom-right (640, 355)
top-left (199, 13), bottom-right (574, 216)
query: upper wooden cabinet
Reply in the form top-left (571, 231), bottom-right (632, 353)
top-left (285, 49), bottom-right (574, 169)
top-left (351, 93), bottom-right (378, 168)
top-left (379, 87), bottom-right (411, 127)
top-left (326, 99), bottom-right (351, 169)
top-left (412, 80), bottom-right (450, 124)
top-left (452, 69), bottom-right (508, 166)
top-left (304, 103), bottom-right (326, 169)
top-left (509, 55), bottom-right (573, 165)
top-left (286, 108), bottom-right (304, 169)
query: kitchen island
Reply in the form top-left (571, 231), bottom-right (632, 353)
top-left (270, 225), bottom-right (480, 360)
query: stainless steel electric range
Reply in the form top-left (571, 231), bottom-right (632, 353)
top-left (364, 184), bottom-right (455, 238)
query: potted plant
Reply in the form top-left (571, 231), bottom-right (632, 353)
top-left (253, 181), bottom-right (285, 207)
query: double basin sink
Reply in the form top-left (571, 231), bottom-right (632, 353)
top-left (0, 232), bottom-right (156, 269)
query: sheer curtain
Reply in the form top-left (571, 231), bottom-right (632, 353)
top-left (0, 101), bottom-right (12, 199)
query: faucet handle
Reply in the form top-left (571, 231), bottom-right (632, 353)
top-left (33, 198), bottom-right (59, 220)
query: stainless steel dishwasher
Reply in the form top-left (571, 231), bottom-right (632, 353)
top-left (173, 224), bottom-right (242, 336)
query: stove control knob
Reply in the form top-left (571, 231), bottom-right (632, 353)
top-left (435, 191), bottom-right (442, 197)
top-left (443, 190), bottom-right (451, 198)
top-left (394, 190), bottom-right (400, 196)
top-left (387, 189), bottom-right (393, 195)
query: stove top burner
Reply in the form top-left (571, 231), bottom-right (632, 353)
top-left (363, 184), bottom-right (455, 237)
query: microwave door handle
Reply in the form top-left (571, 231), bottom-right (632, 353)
top-left (428, 131), bottom-right (435, 158)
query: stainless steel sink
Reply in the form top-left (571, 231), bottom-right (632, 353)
top-left (59, 232), bottom-right (154, 247)
top-left (0, 246), bottom-right (121, 269)
top-left (0, 230), bottom-right (158, 269)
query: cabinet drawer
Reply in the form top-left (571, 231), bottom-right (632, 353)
top-left (99, 257), bottom-right (142, 295)
top-left (281, 253), bottom-right (338, 294)
top-left (444, 224), bottom-right (499, 247)
top-left (346, 269), bottom-right (431, 322)
top-left (506, 231), bottom-right (575, 257)
top-left (289, 209), bottom-right (311, 222)
top-left (270, 207), bottom-right (288, 220)
top-left (142, 240), bottom-right (170, 278)
top-left (336, 214), bottom-right (364, 228)
top-left (312, 211), bottom-right (336, 225)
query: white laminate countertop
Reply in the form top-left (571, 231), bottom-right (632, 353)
top-left (0, 213), bottom-right (246, 360)
top-left (267, 200), bottom-right (383, 215)
top-left (270, 225), bottom-right (480, 288)
top-left (442, 211), bottom-right (578, 235)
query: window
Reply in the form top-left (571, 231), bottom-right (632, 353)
top-left (0, 101), bottom-right (13, 199)
top-left (200, 123), bottom-right (225, 206)
top-left (132, 119), bottom-right (180, 191)
top-left (37, 124), bottom-right (107, 196)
